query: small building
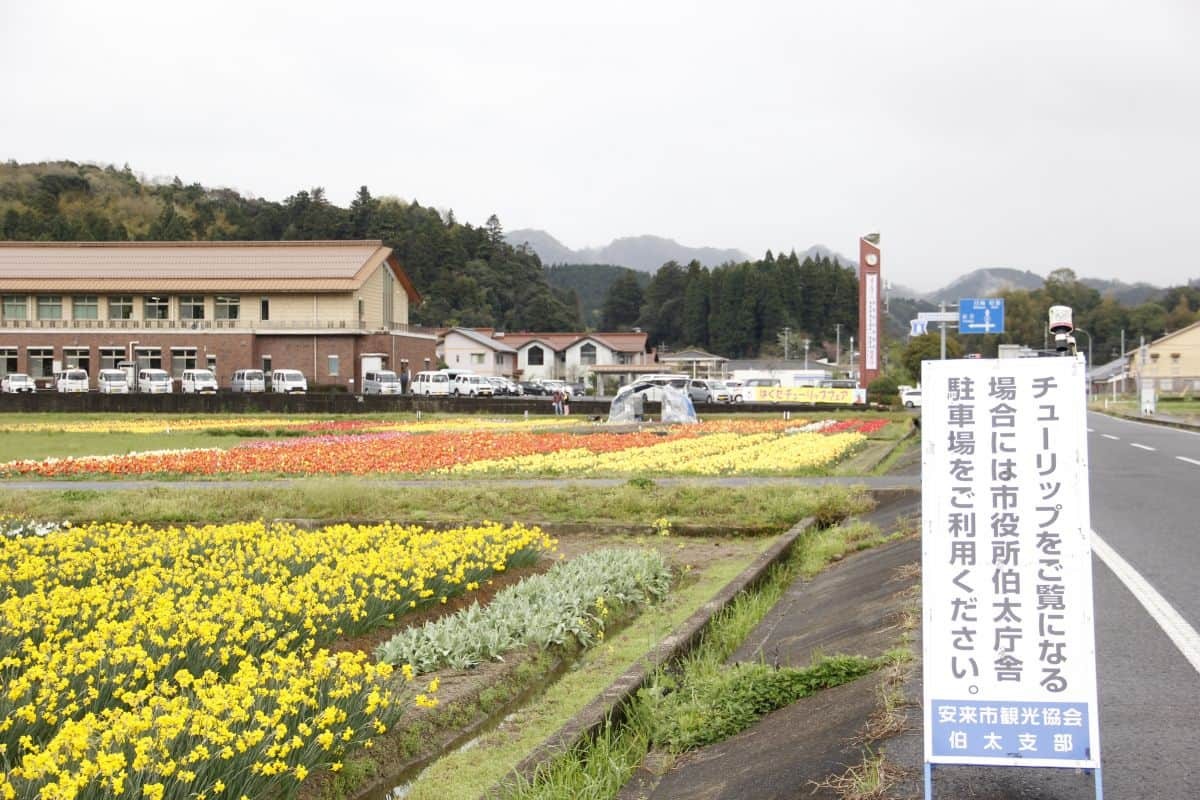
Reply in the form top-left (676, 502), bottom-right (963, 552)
top-left (0, 240), bottom-right (437, 389)
top-left (657, 348), bottom-right (729, 379)
top-left (1127, 320), bottom-right (1200, 394)
top-left (441, 327), bottom-right (518, 376)
top-left (436, 328), bottom-right (655, 390)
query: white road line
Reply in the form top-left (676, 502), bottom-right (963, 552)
top-left (1130, 443), bottom-right (1156, 451)
top-left (1098, 412), bottom-right (1200, 437)
top-left (1102, 434), bottom-right (1120, 440)
top-left (1178, 456), bottom-right (1200, 467)
top-left (1092, 531), bottom-right (1200, 676)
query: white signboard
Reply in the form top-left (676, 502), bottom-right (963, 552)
top-left (865, 273), bottom-right (879, 371)
top-left (922, 356), bottom-right (1101, 769)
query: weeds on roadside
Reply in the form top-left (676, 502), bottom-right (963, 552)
top-left (815, 750), bottom-right (904, 800)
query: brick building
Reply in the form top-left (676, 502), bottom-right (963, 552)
top-left (0, 240), bottom-right (437, 389)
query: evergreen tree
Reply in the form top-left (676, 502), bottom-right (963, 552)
top-left (601, 271), bottom-right (645, 329)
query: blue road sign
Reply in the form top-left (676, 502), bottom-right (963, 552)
top-left (959, 298), bottom-right (1005, 334)
top-left (910, 319), bottom-right (928, 336)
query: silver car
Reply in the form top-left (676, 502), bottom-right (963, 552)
top-left (687, 379), bottom-right (732, 403)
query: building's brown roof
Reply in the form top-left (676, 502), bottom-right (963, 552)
top-left (0, 241), bottom-right (420, 301)
top-left (497, 331), bottom-right (649, 353)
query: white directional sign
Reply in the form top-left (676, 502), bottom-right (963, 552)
top-left (919, 311), bottom-right (960, 324)
top-left (922, 356), bottom-right (1101, 771)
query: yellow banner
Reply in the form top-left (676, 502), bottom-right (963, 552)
top-left (752, 386), bottom-right (860, 404)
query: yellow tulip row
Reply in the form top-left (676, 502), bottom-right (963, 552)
top-left (0, 416), bottom-right (580, 435)
top-left (0, 520), bottom-right (555, 799)
top-left (445, 430), bottom-right (868, 476)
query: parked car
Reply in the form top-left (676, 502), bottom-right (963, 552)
top-left (687, 379), bottom-right (732, 404)
top-left (137, 368), bottom-right (173, 394)
top-left (270, 369), bottom-right (308, 394)
top-left (451, 374), bottom-right (494, 397)
top-left (97, 369), bottom-right (131, 394)
top-left (411, 370), bottom-right (452, 396)
top-left (1, 373), bottom-right (36, 393)
top-left (901, 388), bottom-right (922, 408)
top-left (1, 372), bottom-right (33, 393)
top-left (615, 379), bottom-right (684, 405)
top-left (724, 379), bottom-right (746, 403)
top-left (363, 369), bottom-right (403, 395)
top-left (519, 381), bottom-right (549, 396)
top-left (231, 369), bottom-right (266, 393)
top-left (538, 379), bottom-right (574, 397)
top-left (55, 369), bottom-right (90, 393)
top-left (485, 376), bottom-right (512, 396)
top-left (181, 368), bottom-right (219, 394)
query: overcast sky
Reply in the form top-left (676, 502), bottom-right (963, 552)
top-left (3, 1), bottom-right (1198, 292)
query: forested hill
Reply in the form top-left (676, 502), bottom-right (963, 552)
top-left (0, 161), bottom-right (581, 330)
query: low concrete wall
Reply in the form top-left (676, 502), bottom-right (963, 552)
top-left (0, 394), bottom-right (867, 416)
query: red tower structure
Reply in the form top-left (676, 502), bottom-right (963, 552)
top-left (858, 233), bottom-right (882, 388)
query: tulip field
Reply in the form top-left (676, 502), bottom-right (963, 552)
top-left (0, 411), bottom-right (909, 799)
top-left (0, 417), bottom-right (892, 479)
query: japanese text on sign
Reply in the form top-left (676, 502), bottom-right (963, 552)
top-left (921, 357), bottom-right (1101, 769)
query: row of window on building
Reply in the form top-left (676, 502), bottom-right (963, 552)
top-left (0, 345), bottom-right (229, 379)
top-left (1, 295), bottom-right (270, 322)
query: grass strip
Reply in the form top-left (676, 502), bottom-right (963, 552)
top-left (0, 482), bottom-right (873, 530)
top-left (392, 540), bottom-right (775, 800)
top-left (504, 519), bottom-right (899, 800)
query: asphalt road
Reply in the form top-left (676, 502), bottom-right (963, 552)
top-left (1084, 412), bottom-right (1200, 799)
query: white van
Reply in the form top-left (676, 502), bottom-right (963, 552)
top-left (231, 369), bottom-right (266, 393)
top-left (181, 368), bottom-right (219, 394)
top-left (271, 369), bottom-right (308, 394)
top-left (451, 374), bottom-right (493, 397)
top-left (411, 370), bottom-right (451, 396)
top-left (137, 368), bottom-right (173, 394)
top-left (362, 369), bottom-right (402, 395)
top-left (98, 369), bottom-right (130, 394)
top-left (55, 369), bottom-right (90, 393)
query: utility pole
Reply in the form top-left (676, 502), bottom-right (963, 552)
top-left (782, 326), bottom-right (791, 360)
top-left (835, 323), bottom-right (842, 370)
top-left (804, 338), bottom-right (811, 370)
top-left (939, 301), bottom-right (947, 360)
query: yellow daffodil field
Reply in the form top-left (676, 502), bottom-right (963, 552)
top-left (0, 519), bottom-right (555, 800)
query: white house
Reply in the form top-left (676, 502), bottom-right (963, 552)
top-left (440, 327), bottom-right (518, 376)
top-left (437, 329), bottom-right (655, 385)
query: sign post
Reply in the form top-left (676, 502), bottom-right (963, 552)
top-left (958, 298), bottom-right (1006, 335)
top-left (921, 355), bottom-right (1102, 798)
top-left (858, 234), bottom-right (882, 388)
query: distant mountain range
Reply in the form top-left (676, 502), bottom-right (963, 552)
top-left (901, 267), bottom-right (1165, 307)
top-left (506, 228), bottom-right (864, 276)
top-left (506, 229), bottom-right (748, 272)
top-left (508, 227), bottom-right (1173, 308)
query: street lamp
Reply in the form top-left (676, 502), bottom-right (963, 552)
top-left (803, 338), bottom-right (810, 370)
top-left (849, 335), bottom-right (855, 382)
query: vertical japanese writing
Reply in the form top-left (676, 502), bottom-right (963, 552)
top-left (923, 357), bottom-right (1100, 767)
top-left (988, 375), bottom-right (1021, 685)
top-left (1033, 375), bottom-right (1068, 692)
top-left (946, 375), bottom-right (977, 683)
